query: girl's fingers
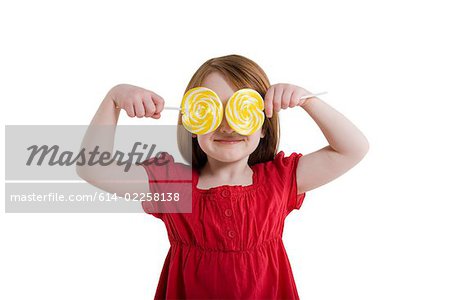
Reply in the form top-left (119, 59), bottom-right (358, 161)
top-left (272, 86), bottom-right (283, 114)
top-left (125, 102), bottom-right (135, 117)
top-left (264, 87), bottom-right (275, 118)
top-left (134, 100), bottom-right (146, 118)
top-left (111, 86), bottom-right (166, 119)
top-left (152, 93), bottom-right (165, 114)
top-left (290, 89), bottom-right (302, 107)
top-left (143, 98), bottom-right (156, 117)
top-left (281, 88), bottom-right (293, 109)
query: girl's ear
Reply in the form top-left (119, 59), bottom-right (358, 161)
top-left (192, 134), bottom-right (197, 138)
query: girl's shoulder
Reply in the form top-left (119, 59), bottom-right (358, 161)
top-left (250, 150), bottom-right (303, 190)
top-left (258, 150), bottom-right (303, 174)
top-left (139, 151), bottom-right (193, 176)
top-left (138, 152), bottom-right (193, 218)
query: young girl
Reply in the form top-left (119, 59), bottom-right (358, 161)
top-left (77, 54), bottom-right (369, 299)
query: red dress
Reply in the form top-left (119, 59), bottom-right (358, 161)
top-left (140, 151), bottom-right (306, 299)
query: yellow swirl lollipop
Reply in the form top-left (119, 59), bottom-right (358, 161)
top-left (225, 89), bottom-right (265, 135)
top-left (181, 87), bottom-right (223, 135)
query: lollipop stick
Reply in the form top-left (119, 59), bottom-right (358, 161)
top-left (299, 91), bottom-right (327, 100)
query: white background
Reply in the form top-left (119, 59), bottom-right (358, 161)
top-left (1, 0), bottom-right (449, 299)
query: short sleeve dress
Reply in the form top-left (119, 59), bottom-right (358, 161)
top-left (140, 151), bottom-right (306, 300)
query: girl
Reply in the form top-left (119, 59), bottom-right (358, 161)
top-left (77, 54), bottom-right (369, 299)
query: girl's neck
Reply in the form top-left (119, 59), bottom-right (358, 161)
top-left (201, 157), bottom-right (252, 183)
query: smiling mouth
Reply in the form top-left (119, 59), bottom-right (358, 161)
top-left (214, 139), bottom-right (244, 144)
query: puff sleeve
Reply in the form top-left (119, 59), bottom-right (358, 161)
top-left (137, 152), bottom-right (192, 220)
top-left (272, 151), bottom-right (306, 215)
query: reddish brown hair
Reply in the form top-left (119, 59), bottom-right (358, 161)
top-left (177, 54), bottom-right (280, 170)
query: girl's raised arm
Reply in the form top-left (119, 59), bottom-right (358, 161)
top-left (76, 84), bottom-right (165, 198)
top-left (296, 97), bottom-right (369, 194)
top-left (264, 83), bottom-right (369, 195)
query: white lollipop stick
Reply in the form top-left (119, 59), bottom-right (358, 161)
top-left (163, 107), bottom-right (181, 110)
top-left (299, 91), bottom-right (328, 100)
top-left (163, 91), bottom-right (328, 111)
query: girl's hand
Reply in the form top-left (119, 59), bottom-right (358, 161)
top-left (264, 83), bottom-right (312, 118)
top-left (107, 84), bottom-right (165, 119)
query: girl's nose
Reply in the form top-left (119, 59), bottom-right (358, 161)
top-left (218, 117), bottom-right (234, 134)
